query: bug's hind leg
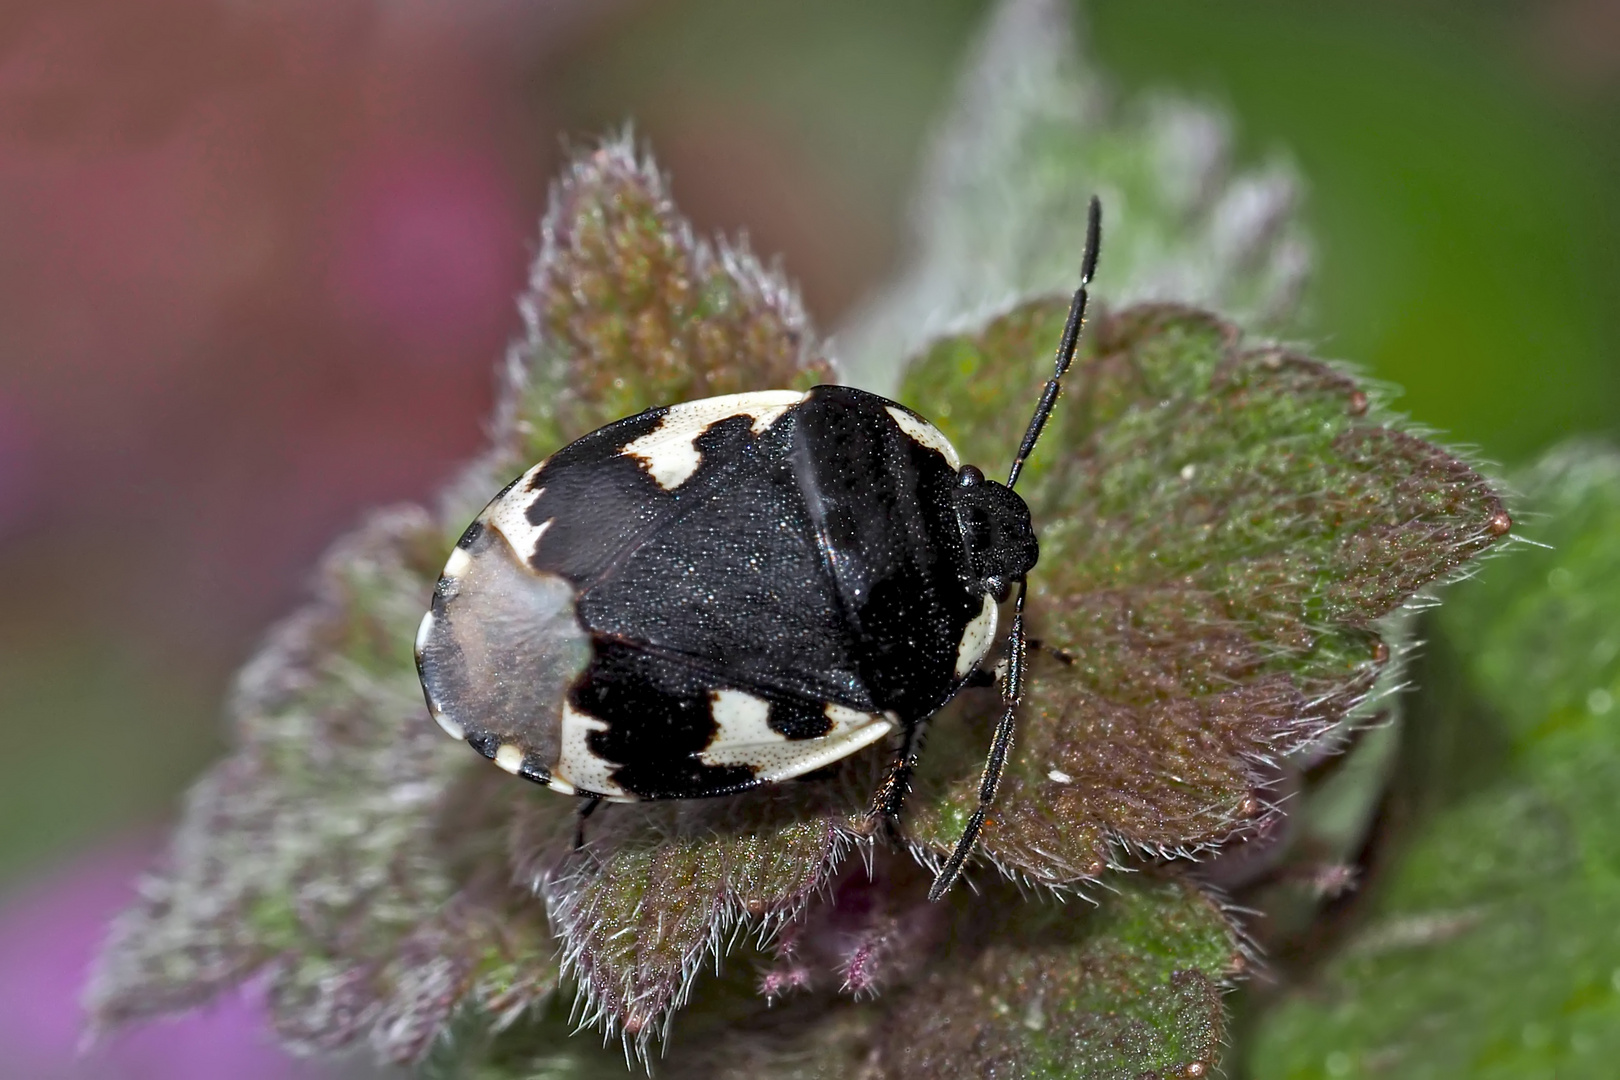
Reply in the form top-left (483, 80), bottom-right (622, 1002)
top-left (573, 795), bottom-right (603, 850)
top-left (928, 581), bottom-right (1029, 902)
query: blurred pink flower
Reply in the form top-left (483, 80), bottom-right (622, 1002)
top-left (0, 395), bottom-right (39, 540)
top-left (0, 841), bottom-right (358, 1080)
top-left (325, 146), bottom-right (525, 365)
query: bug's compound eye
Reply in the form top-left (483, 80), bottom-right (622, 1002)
top-left (957, 464), bottom-right (985, 488)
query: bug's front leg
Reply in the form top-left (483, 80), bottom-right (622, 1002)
top-left (572, 794), bottom-right (603, 850)
top-left (928, 581), bottom-right (1028, 901)
top-left (870, 719), bottom-right (929, 834)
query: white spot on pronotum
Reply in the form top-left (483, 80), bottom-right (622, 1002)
top-left (1179, 463), bottom-right (1196, 481)
top-left (432, 710), bottom-right (465, 741)
top-left (955, 593), bottom-right (1000, 677)
top-left (494, 744), bottom-right (525, 774)
top-left (1048, 768), bottom-right (1073, 784)
top-left (623, 390), bottom-right (806, 490)
top-left (442, 545), bottom-right (473, 579)
top-left (414, 611), bottom-right (434, 655)
top-left (885, 406), bottom-right (962, 468)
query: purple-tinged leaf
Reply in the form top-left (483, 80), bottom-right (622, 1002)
top-left (900, 301), bottom-right (1510, 887)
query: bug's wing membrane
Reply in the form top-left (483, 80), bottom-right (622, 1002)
top-left (415, 522), bottom-right (591, 785)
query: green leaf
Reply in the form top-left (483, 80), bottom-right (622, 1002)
top-left (899, 301), bottom-right (1510, 887)
top-left (837, 0), bottom-right (1312, 394)
top-left (614, 877), bottom-right (1240, 1080)
top-left (86, 510), bottom-right (560, 1065)
top-left (1247, 445), bottom-right (1620, 1079)
top-left (870, 877), bottom-right (1240, 1080)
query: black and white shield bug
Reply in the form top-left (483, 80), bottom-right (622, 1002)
top-left (417, 198), bottom-right (1103, 900)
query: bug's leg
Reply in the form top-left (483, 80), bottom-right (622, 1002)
top-left (928, 582), bottom-right (1028, 902)
top-left (962, 666), bottom-right (998, 689)
top-left (870, 719), bottom-right (928, 832)
top-left (573, 795), bottom-right (603, 850)
top-left (1025, 637), bottom-right (1076, 665)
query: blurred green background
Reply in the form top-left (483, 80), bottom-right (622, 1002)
top-left (0, 0), bottom-right (1613, 1067)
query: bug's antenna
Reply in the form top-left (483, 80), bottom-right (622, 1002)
top-left (1005, 195), bottom-right (1102, 490)
top-left (930, 198), bottom-right (1102, 901)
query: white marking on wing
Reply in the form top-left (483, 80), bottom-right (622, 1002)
top-left (708, 688), bottom-right (779, 745)
top-left (622, 390), bottom-right (807, 490)
top-left (442, 545), bottom-right (473, 579)
top-left (824, 703), bottom-right (873, 730)
top-left (955, 593), bottom-right (1000, 678)
top-left (885, 406), bottom-right (962, 468)
top-left (701, 694), bottom-right (895, 783)
top-left (553, 702), bottom-right (625, 798)
top-left (414, 611), bottom-right (435, 657)
top-left (485, 470), bottom-right (551, 564)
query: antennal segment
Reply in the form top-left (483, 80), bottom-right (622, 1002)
top-left (1005, 195), bottom-right (1102, 491)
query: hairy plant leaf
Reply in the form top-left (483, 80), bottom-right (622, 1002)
top-left (837, 0), bottom-right (1310, 393)
top-left (900, 301), bottom-right (1510, 886)
top-left (87, 510), bottom-right (561, 1064)
top-left (425, 944), bottom-right (883, 1080)
top-left (573, 879), bottom-right (1239, 1080)
top-left (873, 877), bottom-right (1241, 1080)
top-left (497, 131), bottom-right (834, 467)
top-left (546, 873), bottom-right (1238, 1080)
top-left (418, 874), bottom-right (1238, 1080)
top-left (1249, 445), bottom-right (1620, 1079)
top-left (510, 759), bottom-right (878, 1047)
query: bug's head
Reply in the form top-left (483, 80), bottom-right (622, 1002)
top-left (952, 465), bottom-right (1038, 600)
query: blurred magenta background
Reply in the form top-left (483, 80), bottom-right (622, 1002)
top-left (0, 1), bottom-right (1615, 1075)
